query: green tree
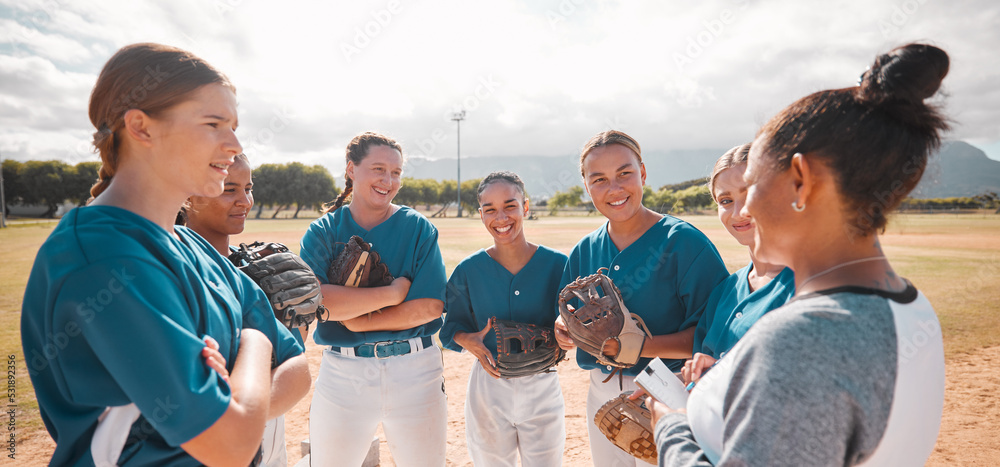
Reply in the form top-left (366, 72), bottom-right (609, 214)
top-left (293, 164), bottom-right (338, 217)
top-left (283, 163), bottom-right (307, 218)
top-left (548, 185), bottom-right (585, 215)
top-left (674, 184), bottom-right (713, 212)
top-left (645, 186), bottom-right (679, 214)
top-left (395, 177), bottom-right (422, 207)
top-left (20, 160), bottom-right (73, 217)
top-left (460, 178), bottom-right (481, 213)
top-left (2, 159), bottom-right (24, 216)
top-left (973, 192), bottom-right (999, 212)
top-left (419, 179), bottom-right (441, 210)
top-left (251, 163), bottom-right (282, 218)
top-left (66, 161), bottom-right (101, 205)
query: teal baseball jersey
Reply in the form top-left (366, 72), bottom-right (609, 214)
top-left (300, 205), bottom-right (447, 346)
top-left (560, 215), bottom-right (728, 374)
top-left (21, 206), bottom-right (302, 466)
top-left (692, 264), bottom-right (795, 359)
top-left (440, 246), bottom-right (568, 359)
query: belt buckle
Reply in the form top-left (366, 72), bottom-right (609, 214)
top-left (372, 341), bottom-right (392, 359)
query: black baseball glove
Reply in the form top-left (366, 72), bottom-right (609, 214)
top-left (229, 242), bottom-right (329, 329)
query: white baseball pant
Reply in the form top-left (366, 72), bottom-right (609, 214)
top-left (465, 363), bottom-right (565, 466)
top-left (585, 369), bottom-right (655, 467)
top-left (309, 344), bottom-right (447, 466)
top-left (261, 414), bottom-right (286, 467)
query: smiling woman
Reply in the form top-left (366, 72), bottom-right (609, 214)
top-left (181, 151), bottom-right (313, 467)
top-left (681, 144), bottom-right (795, 385)
top-left (439, 171), bottom-right (569, 465)
top-left (183, 153), bottom-right (254, 255)
top-left (652, 43), bottom-right (951, 467)
top-left (20, 43), bottom-right (304, 466)
top-left (554, 130), bottom-right (729, 467)
top-left (300, 131), bottom-right (449, 466)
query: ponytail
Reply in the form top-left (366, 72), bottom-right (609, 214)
top-left (323, 178), bottom-right (353, 214)
top-left (88, 126), bottom-right (118, 200)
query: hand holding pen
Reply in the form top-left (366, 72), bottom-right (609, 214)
top-left (681, 352), bottom-right (718, 390)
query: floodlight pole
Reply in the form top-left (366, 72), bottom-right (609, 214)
top-left (451, 111), bottom-right (466, 217)
top-left (0, 151), bottom-right (6, 228)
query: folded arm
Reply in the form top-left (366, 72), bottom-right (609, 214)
top-left (267, 353), bottom-right (310, 419)
top-left (320, 277), bottom-right (410, 321)
top-left (182, 329), bottom-right (272, 467)
top-left (341, 298), bottom-right (444, 332)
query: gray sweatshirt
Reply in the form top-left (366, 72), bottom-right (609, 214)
top-left (655, 284), bottom-right (944, 466)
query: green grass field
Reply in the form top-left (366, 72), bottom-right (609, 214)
top-left (3, 211), bottom-right (999, 444)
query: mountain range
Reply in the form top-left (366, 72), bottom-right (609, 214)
top-left (401, 141), bottom-right (1000, 200)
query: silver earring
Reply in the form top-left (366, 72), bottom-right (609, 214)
top-left (791, 201), bottom-right (805, 212)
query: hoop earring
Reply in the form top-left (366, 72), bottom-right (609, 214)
top-left (791, 201), bottom-right (805, 212)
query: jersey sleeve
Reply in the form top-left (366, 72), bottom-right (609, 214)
top-left (402, 222), bottom-right (447, 302)
top-left (674, 240), bottom-right (728, 330)
top-left (227, 259), bottom-right (304, 364)
top-left (439, 264), bottom-right (475, 353)
top-left (543, 250), bottom-right (570, 324)
top-left (181, 226), bottom-right (304, 363)
top-left (300, 218), bottom-right (335, 285)
top-left (58, 258), bottom-right (230, 447)
top-left (691, 282), bottom-right (725, 358)
top-left (654, 413), bottom-right (716, 466)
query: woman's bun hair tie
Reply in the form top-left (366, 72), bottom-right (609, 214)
top-left (858, 43), bottom-right (949, 105)
top-left (93, 125), bottom-right (113, 145)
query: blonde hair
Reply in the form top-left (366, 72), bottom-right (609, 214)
top-left (708, 143), bottom-right (751, 202)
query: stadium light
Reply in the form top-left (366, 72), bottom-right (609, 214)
top-left (451, 111), bottom-right (466, 217)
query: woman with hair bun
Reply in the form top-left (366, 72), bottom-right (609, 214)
top-left (300, 132), bottom-right (448, 466)
top-left (650, 43), bottom-right (950, 466)
top-left (21, 43), bottom-right (303, 466)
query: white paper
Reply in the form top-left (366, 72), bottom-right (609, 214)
top-left (634, 358), bottom-right (689, 409)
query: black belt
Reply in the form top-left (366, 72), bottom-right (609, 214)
top-left (331, 336), bottom-right (433, 358)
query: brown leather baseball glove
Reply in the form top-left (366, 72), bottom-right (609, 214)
top-left (492, 318), bottom-right (566, 378)
top-left (327, 235), bottom-right (394, 288)
top-left (558, 269), bottom-right (651, 373)
top-left (595, 391), bottom-right (658, 463)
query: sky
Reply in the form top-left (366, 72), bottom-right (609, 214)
top-left (2, 0), bottom-right (999, 178)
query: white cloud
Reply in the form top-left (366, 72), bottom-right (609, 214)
top-left (1, 0), bottom-right (999, 170)
top-left (0, 54), bottom-right (93, 131)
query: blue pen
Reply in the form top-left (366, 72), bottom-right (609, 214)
top-left (686, 357), bottom-right (722, 391)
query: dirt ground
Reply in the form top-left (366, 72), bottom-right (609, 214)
top-left (15, 343), bottom-right (996, 466)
